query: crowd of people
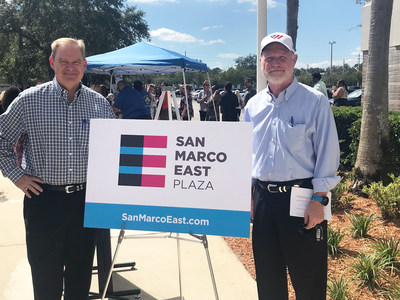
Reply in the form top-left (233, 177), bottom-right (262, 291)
top-left (84, 78), bottom-right (258, 122)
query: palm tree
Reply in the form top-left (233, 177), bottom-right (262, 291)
top-left (286, 0), bottom-right (299, 49)
top-left (352, 0), bottom-right (394, 190)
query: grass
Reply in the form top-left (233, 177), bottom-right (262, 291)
top-left (372, 235), bottom-right (400, 273)
top-left (351, 252), bottom-right (392, 291)
top-left (327, 226), bottom-right (346, 257)
top-left (327, 273), bottom-right (351, 300)
top-left (346, 212), bottom-right (375, 238)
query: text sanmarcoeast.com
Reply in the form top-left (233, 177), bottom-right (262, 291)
top-left (122, 213), bottom-right (210, 226)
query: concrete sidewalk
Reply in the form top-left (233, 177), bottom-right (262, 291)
top-left (0, 176), bottom-right (257, 300)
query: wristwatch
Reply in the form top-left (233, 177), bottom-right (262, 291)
top-left (312, 194), bottom-right (329, 206)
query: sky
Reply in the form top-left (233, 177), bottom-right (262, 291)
top-left (127, 0), bottom-right (363, 70)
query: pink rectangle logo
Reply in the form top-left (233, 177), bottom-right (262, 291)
top-left (141, 174), bottom-right (166, 188)
top-left (142, 155), bottom-right (167, 168)
top-left (143, 136), bottom-right (168, 148)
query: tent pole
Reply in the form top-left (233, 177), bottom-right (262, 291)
top-left (181, 68), bottom-right (190, 121)
top-left (206, 72), bottom-right (218, 121)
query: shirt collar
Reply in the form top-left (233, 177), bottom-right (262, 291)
top-left (52, 78), bottom-right (82, 101)
top-left (266, 77), bottom-right (299, 104)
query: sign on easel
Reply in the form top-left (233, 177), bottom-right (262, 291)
top-left (84, 119), bottom-right (253, 238)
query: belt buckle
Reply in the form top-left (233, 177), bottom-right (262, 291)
top-left (267, 184), bottom-right (279, 193)
top-left (65, 185), bottom-right (75, 194)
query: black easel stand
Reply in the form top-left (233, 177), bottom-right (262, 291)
top-left (89, 229), bottom-right (141, 299)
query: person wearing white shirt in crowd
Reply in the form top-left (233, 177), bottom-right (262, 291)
top-left (312, 72), bottom-right (329, 98)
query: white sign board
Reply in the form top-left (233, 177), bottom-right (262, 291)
top-left (84, 119), bottom-right (253, 237)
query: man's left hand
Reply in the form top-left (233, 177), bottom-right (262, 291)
top-left (304, 200), bottom-right (324, 229)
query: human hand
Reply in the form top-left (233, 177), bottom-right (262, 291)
top-left (15, 175), bottom-right (44, 198)
top-left (304, 200), bottom-right (324, 229)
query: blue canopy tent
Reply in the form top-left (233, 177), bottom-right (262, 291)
top-left (85, 42), bottom-right (210, 120)
top-left (85, 42), bottom-right (207, 75)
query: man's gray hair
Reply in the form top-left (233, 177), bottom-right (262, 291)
top-left (51, 38), bottom-right (85, 59)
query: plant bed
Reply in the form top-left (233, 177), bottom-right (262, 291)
top-left (225, 193), bottom-right (400, 299)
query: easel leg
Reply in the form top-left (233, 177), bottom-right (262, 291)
top-left (100, 223), bottom-right (141, 300)
top-left (189, 234), bottom-right (219, 300)
top-left (176, 233), bottom-right (184, 300)
top-left (203, 236), bottom-right (219, 300)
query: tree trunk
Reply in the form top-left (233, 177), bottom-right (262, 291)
top-left (286, 0), bottom-right (299, 50)
top-left (352, 0), bottom-right (394, 192)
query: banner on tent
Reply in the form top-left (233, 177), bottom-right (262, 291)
top-left (84, 119), bottom-right (253, 238)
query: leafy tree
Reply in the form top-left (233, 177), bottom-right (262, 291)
top-left (235, 54), bottom-right (257, 70)
top-left (0, 0), bottom-right (150, 88)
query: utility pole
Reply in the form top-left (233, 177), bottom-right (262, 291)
top-left (329, 41), bottom-right (336, 84)
top-left (257, 0), bottom-right (267, 92)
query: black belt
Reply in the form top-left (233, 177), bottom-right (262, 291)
top-left (257, 178), bottom-right (312, 193)
top-left (42, 183), bottom-right (86, 194)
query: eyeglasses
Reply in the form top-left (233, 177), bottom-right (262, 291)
top-left (204, 84), bottom-right (209, 86)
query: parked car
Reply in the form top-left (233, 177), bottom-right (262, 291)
top-left (191, 89), bottom-right (201, 100)
top-left (329, 88), bottom-right (362, 106)
top-left (346, 88), bottom-right (362, 106)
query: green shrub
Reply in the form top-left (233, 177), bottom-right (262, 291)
top-left (372, 235), bottom-right (400, 273)
top-left (331, 179), bottom-right (348, 208)
top-left (332, 109), bottom-right (400, 174)
top-left (342, 195), bottom-right (356, 205)
top-left (351, 252), bottom-right (391, 291)
top-left (380, 277), bottom-right (400, 300)
top-left (346, 212), bottom-right (375, 238)
top-left (362, 174), bottom-right (400, 219)
top-left (328, 226), bottom-right (346, 257)
top-left (327, 273), bottom-right (351, 300)
top-left (332, 107), bottom-right (362, 171)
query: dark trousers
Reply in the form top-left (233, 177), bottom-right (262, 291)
top-left (23, 189), bottom-right (97, 300)
top-left (252, 183), bottom-right (327, 300)
top-left (199, 111), bottom-right (207, 121)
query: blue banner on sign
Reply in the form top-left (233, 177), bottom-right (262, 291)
top-left (84, 203), bottom-right (250, 238)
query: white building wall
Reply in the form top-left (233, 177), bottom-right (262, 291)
top-left (361, 0), bottom-right (400, 111)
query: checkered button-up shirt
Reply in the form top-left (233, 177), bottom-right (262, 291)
top-left (0, 78), bottom-right (116, 185)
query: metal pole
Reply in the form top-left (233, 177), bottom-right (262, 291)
top-left (257, 0), bottom-right (268, 92)
top-left (101, 223), bottom-right (126, 300)
top-left (329, 41), bottom-right (336, 82)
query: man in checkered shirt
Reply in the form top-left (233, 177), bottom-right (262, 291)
top-left (0, 38), bottom-right (115, 299)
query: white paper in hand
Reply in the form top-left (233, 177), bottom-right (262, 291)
top-left (289, 187), bottom-right (332, 220)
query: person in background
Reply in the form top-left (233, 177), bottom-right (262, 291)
top-left (0, 91), bottom-right (5, 114)
top-left (311, 72), bottom-right (329, 98)
top-left (179, 84), bottom-right (193, 121)
top-left (0, 37), bottom-right (115, 300)
top-left (235, 89), bottom-right (244, 120)
top-left (113, 80), bottom-right (149, 119)
top-left (243, 32), bottom-right (340, 300)
top-left (147, 84), bottom-right (157, 119)
top-left (243, 77), bottom-right (257, 106)
top-left (332, 79), bottom-right (348, 106)
top-left (219, 82), bottom-right (239, 121)
top-left (198, 80), bottom-right (211, 121)
top-left (158, 81), bottom-right (169, 120)
top-left (133, 80), bottom-right (152, 119)
top-left (1, 86), bottom-right (21, 112)
top-left (206, 85), bottom-right (221, 121)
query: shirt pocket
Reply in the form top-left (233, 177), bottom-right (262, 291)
top-left (285, 122), bottom-right (306, 152)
